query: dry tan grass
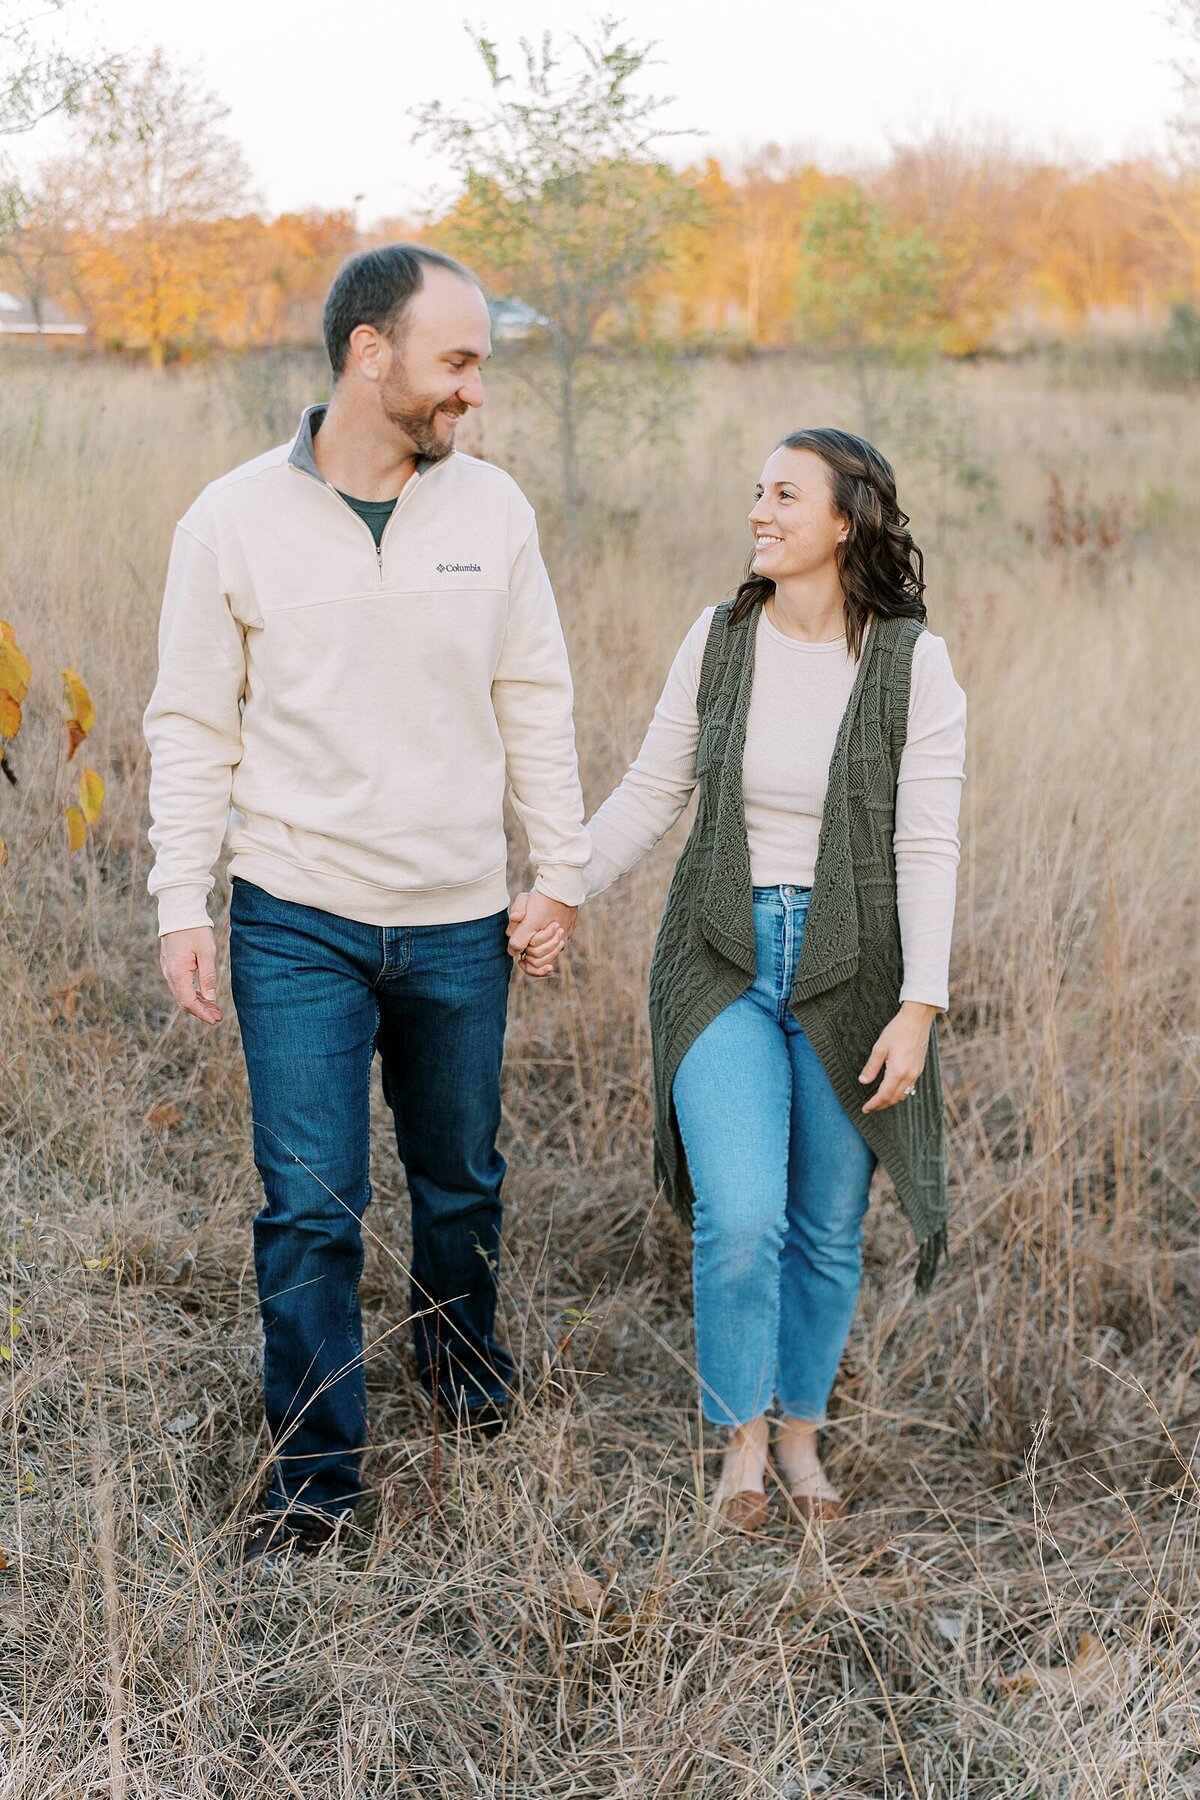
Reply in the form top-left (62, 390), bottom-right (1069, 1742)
top-left (0, 350), bottom-right (1197, 1798)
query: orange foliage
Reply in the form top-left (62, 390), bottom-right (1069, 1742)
top-left (19, 144), bottom-right (1199, 356)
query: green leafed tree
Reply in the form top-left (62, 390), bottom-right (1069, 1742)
top-left (412, 19), bottom-right (699, 557)
top-left (1, 1), bottom-right (116, 233)
top-left (797, 188), bottom-right (947, 436)
top-left (1, 0), bottom-right (109, 136)
top-left (798, 189), bottom-right (945, 359)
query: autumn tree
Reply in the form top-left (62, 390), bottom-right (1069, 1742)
top-left (872, 130), bottom-right (1066, 353)
top-left (0, 156), bottom-right (85, 335)
top-left (413, 20), bottom-right (698, 549)
top-left (54, 48), bottom-right (253, 366)
top-left (725, 146), bottom-right (830, 345)
top-left (1116, 3), bottom-right (1200, 307)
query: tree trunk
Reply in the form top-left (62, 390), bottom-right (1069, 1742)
top-left (559, 349), bottom-right (581, 579)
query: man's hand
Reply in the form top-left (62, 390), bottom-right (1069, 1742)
top-left (160, 925), bottom-right (223, 1024)
top-left (858, 1001), bottom-right (938, 1113)
top-left (506, 890), bottom-right (577, 978)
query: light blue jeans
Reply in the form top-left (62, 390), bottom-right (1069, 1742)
top-left (673, 885), bottom-right (877, 1428)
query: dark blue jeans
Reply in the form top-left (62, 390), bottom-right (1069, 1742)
top-left (228, 877), bottom-right (514, 1517)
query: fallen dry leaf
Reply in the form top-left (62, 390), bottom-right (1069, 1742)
top-left (47, 978), bottom-right (84, 1023)
top-left (559, 1562), bottom-right (609, 1613)
top-left (146, 1102), bottom-right (183, 1133)
top-left (1002, 1631), bottom-right (1137, 1705)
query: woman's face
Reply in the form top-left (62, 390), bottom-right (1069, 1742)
top-left (748, 447), bottom-right (848, 581)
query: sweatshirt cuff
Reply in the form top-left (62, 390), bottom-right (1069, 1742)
top-left (899, 983), bottom-right (949, 1012)
top-left (532, 866), bottom-right (586, 908)
top-left (155, 884), bottom-right (214, 937)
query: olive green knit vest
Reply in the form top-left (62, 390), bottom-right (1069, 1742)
top-left (647, 599), bottom-right (948, 1292)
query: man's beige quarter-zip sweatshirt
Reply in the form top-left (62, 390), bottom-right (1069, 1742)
top-left (143, 405), bottom-right (590, 935)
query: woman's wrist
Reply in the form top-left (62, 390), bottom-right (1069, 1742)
top-left (899, 999), bottom-right (941, 1026)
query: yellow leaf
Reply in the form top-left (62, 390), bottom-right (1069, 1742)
top-left (64, 804), bottom-right (87, 852)
top-left (0, 691), bottom-right (20, 739)
top-left (0, 641), bottom-right (30, 703)
top-left (78, 768), bottom-right (105, 825)
top-left (62, 666), bottom-right (96, 759)
top-left (0, 621), bottom-right (12, 645)
top-left (61, 668), bottom-right (96, 734)
top-left (0, 837), bottom-right (7, 870)
top-left (0, 1346), bottom-right (9, 1362)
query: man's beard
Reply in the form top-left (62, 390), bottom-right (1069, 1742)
top-left (382, 384), bottom-right (466, 462)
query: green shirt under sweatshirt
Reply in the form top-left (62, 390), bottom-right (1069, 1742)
top-left (337, 491), bottom-right (398, 549)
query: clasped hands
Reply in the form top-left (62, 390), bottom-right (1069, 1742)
top-left (505, 890), bottom-right (576, 978)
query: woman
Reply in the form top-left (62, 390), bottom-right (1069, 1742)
top-left (512, 428), bottom-right (966, 1530)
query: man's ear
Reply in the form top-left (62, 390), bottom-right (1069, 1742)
top-left (347, 322), bottom-right (386, 383)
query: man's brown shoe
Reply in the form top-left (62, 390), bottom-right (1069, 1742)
top-left (242, 1510), bottom-right (342, 1569)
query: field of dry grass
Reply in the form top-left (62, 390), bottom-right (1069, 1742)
top-left (0, 348), bottom-right (1197, 1797)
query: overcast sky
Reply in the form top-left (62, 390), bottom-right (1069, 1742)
top-left (26, 0), bottom-right (1184, 220)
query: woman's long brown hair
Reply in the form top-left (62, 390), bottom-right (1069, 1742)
top-left (730, 427), bottom-right (927, 657)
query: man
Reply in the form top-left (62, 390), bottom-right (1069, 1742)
top-left (144, 244), bottom-right (585, 1563)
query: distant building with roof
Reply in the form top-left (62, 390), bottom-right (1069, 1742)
top-left (486, 298), bottom-right (551, 340)
top-left (0, 290), bottom-right (87, 343)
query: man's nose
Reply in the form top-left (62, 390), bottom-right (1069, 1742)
top-left (460, 369), bottom-right (485, 409)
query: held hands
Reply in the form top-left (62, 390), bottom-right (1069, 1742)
top-left (506, 890), bottom-right (577, 978)
top-left (160, 925), bottom-right (222, 1025)
top-left (858, 1001), bottom-right (939, 1113)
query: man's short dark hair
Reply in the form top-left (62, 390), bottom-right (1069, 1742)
top-left (322, 243), bottom-right (479, 377)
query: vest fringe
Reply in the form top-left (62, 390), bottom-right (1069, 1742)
top-left (914, 1224), bottom-right (948, 1295)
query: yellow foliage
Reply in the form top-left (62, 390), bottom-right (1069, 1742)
top-left (61, 668), bottom-right (96, 733)
top-left (64, 805), bottom-right (87, 852)
top-left (0, 637), bottom-right (31, 703)
top-left (0, 836), bottom-right (7, 869)
top-left (61, 667), bottom-right (96, 760)
top-left (0, 624), bottom-right (30, 744)
top-left (78, 768), bottom-right (105, 825)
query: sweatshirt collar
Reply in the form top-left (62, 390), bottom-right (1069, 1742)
top-left (287, 402), bottom-right (440, 483)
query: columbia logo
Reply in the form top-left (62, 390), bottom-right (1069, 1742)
top-left (436, 562), bottom-right (481, 574)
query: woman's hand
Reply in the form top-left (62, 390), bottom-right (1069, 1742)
top-left (858, 1002), bottom-right (939, 1113)
top-left (506, 891), bottom-right (573, 978)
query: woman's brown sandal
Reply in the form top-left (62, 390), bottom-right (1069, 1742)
top-left (716, 1489), bottom-right (770, 1533)
top-left (784, 1484), bottom-right (847, 1524)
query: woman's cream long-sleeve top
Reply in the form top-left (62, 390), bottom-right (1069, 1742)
top-left (584, 605), bottom-right (968, 1011)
